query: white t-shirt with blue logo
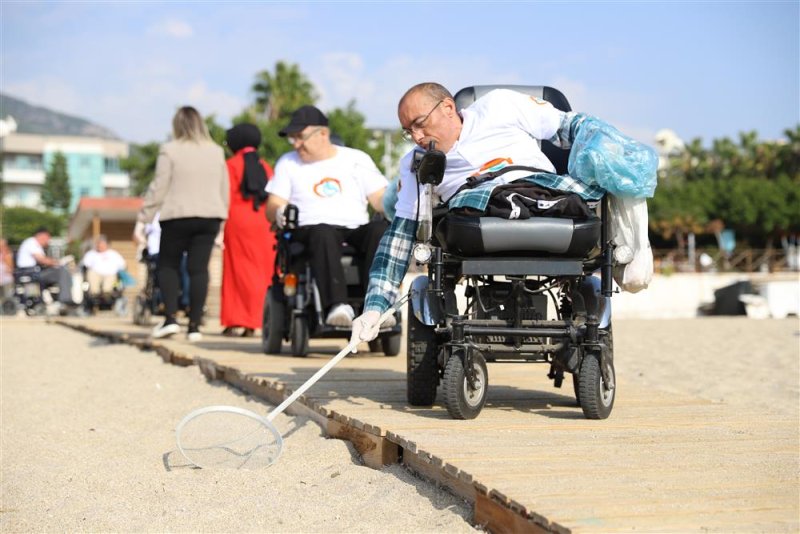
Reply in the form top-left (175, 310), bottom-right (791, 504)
top-left (394, 88), bottom-right (563, 220)
top-left (268, 146), bottom-right (387, 229)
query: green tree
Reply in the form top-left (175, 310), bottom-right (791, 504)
top-left (1, 206), bottom-right (66, 246)
top-left (121, 142), bottom-right (160, 196)
top-left (40, 151), bottom-right (71, 213)
top-left (653, 124), bottom-right (800, 249)
top-left (251, 61), bottom-right (317, 122)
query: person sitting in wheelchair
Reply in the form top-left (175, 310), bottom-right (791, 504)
top-left (265, 105), bottom-right (389, 328)
top-left (80, 234), bottom-right (126, 311)
top-left (15, 226), bottom-right (78, 312)
top-left (351, 82), bottom-right (616, 344)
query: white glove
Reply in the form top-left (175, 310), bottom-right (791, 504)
top-left (214, 233), bottom-right (225, 250)
top-left (275, 205), bottom-right (287, 229)
top-left (348, 310), bottom-right (382, 353)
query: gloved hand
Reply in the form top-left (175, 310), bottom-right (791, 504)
top-left (214, 233), bottom-right (225, 250)
top-left (348, 310), bottom-right (382, 353)
top-left (275, 205), bottom-right (288, 229)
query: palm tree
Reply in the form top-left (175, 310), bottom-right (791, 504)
top-left (251, 61), bottom-right (317, 122)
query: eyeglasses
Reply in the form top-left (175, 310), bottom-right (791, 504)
top-left (287, 127), bottom-right (322, 145)
top-left (401, 100), bottom-right (444, 140)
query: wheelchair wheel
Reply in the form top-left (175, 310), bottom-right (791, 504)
top-left (133, 294), bottom-right (150, 325)
top-left (290, 316), bottom-right (308, 357)
top-left (406, 311), bottom-right (438, 406)
top-left (442, 349), bottom-right (488, 420)
top-left (113, 296), bottom-right (128, 317)
top-left (577, 353), bottom-right (615, 419)
top-left (381, 333), bottom-right (401, 357)
top-left (262, 286), bottom-right (285, 354)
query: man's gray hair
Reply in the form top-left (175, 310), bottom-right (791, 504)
top-left (399, 82), bottom-right (454, 109)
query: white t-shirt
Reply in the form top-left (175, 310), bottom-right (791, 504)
top-left (267, 146), bottom-right (388, 229)
top-left (82, 249), bottom-right (126, 277)
top-left (16, 236), bottom-right (45, 268)
top-left (394, 88), bottom-right (564, 220)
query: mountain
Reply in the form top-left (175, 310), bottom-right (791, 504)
top-left (0, 93), bottom-right (121, 140)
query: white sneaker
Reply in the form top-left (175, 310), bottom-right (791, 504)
top-left (325, 303), bottom-right (355, 327)
top-left (187, 331), bottom-right (202, 342)
top-left (152, 321), bottom-right (180, 339)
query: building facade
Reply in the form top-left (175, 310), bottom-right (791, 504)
top-left (1, 131), bottom-right (130, 212)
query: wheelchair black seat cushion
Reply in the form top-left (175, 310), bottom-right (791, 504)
top-left (435, 214), bottom-right (601, 257)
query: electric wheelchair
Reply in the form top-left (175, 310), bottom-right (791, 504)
top-left (405, 85), bottom-right (616, 420)
top-left (9, 266), bottom-right (61, 316)
top-left (81, 269), bottom-right (128, 316)
top-left (262, 205), bottom-right (402, 357)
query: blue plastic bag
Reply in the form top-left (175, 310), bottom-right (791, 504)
top-left (567, 116), bottom-right (658, 198)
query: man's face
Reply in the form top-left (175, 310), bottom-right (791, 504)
top-left (96, 240), bottom-right (108, 252)
top-left (398, 93), bottom-right (460, 153)
top-left (288, 126), bottom-right (328, 162)
top-left (35, 232), bottom-right (50, 247)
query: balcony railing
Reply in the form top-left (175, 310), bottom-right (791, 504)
top-left (654, 248), bottom-right (799, 274)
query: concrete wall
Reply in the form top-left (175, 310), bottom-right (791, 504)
top-left (610, 272), bottom-right (799, 319)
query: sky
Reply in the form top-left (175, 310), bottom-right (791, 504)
top-left (1, 1), bottom-right (798, 147)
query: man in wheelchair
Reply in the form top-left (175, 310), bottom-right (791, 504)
top-left (80, 234), bottom-right (128, 314)
top-left (265, 105), bottom-right (390, 340)
top-left (350, 83), bottom-right (655, 420)
top-left (14, 226), bottom-right (79, 315)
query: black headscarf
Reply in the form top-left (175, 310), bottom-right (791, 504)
top-left (226, 123), bottom-right (268, 211)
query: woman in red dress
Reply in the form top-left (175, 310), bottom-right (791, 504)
top-left (220, 123), bottom-right (276, 336)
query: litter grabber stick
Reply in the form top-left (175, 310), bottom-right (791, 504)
top-left (266, 293), bottom-right (410, 422)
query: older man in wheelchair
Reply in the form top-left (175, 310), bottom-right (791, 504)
top-left (80, 234), bottom-right (130, 315)
top-left (262, 105), bottom-right (402, 357)
top-left (350, 83), bottom-right (657, 421)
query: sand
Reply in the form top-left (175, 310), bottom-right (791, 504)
top-left (1, 316), bottom-right (798, 532)
top-left (0, 318), bottom-right (477, 533)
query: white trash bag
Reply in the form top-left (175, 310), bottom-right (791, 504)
top-left (609, 195), bottom-right (653, 293)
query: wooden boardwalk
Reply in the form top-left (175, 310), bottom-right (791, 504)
top-left (57, 316), bottom-right (799, 533)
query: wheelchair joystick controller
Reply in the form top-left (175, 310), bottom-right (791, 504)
top-left (413, 142), bottom-right (446, 264)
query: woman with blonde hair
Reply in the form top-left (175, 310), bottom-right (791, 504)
top-left (137, 106), bottom-right (229, 341)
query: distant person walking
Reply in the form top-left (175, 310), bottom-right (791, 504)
top-left (137, 106), bottom-right (229, 341)
top-left (219, 123), bottom-right (276, 337)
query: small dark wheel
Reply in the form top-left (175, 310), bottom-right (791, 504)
top-left (578, 353), bottom-right (615, 419)
top-left (381, 333), bottom-right (401, 357)
top-left (262, 286), bottom-right (285, 354)
top-left (406, 310), bottom-right (439, 406)
top-left (290, 316), bottom-right (309, 357)
top-left (368, 339), bottom-right (382, 353)
top-left (442, 350), bottom-right (488, 420)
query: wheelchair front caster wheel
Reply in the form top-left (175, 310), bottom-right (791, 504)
top-left (578, 354), bottom-right (615, 419)
top-left (442, 350), bottom-right (487, 419)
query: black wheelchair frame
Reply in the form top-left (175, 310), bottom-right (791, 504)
top-left (262, 205), bottom-right (402, 357)
top-left (404, 85), bottom-right (616, 420)
top-left (9, 267), bottom-right (58, 316)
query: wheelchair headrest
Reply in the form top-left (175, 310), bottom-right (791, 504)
top-left (453, 85), bottom-right (572, 113)
top-left (453, 85), bottom-right (573, 175)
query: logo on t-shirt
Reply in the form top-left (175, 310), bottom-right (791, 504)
top-left (313, 177), bottom-right (342, 198)
top-left (472, 157), bottom-right (514, 176)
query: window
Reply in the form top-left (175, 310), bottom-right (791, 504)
top-left (104, 157), bottom-right (121, 173)
top-left (2, 153), bottom-right (44, 170)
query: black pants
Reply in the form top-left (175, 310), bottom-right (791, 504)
top-left (292, 220), bottom-right (388, 312)
top-left (158, 217), bottom-right (221, 327)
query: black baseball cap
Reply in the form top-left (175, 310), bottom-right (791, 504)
top-left (278, 105), bottom-right (328, 137)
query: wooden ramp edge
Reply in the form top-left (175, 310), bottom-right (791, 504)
top-left (55, 319), bottom-right (565, 534)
